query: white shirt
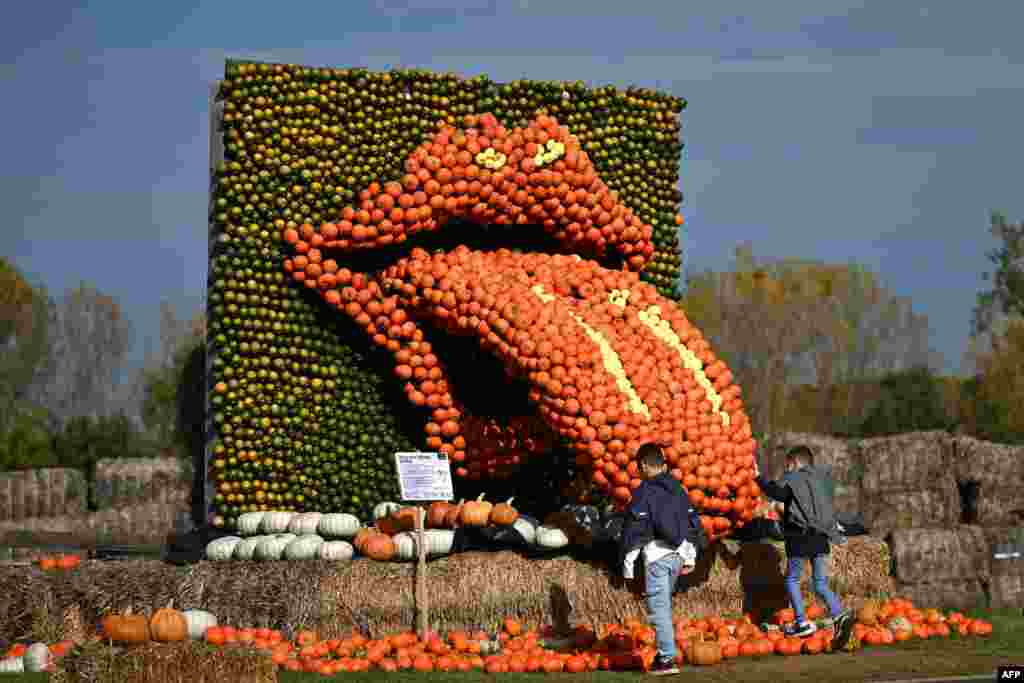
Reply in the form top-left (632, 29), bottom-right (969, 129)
top-left (623, 539), bottom-right (696, 580)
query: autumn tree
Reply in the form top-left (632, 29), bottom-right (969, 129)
top-left (963, 318), bottom-right (1024, 443)
top-left (971, 211), bottom-right (1024, 339)
top-left (680, 244), bottom-right (938, 434)
top-left (0, 258), bottom-right (50, 426)
top-left (25, 283), bottom-right (133, 428)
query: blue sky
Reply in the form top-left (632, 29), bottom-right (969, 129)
top-left (3, 1), bottom-right (1023, 375)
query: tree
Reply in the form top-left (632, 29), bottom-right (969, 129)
top-left (858, 366), bottom-right (951, 437)
top-left (0, 258), bottom-right (49, 427)
top-left (964, 318), bottom-right (1024, 443)
top-left (680, 244), bottom-right (938, 434)
top-left (139, 302), bottom-right (206, 448)
top-left (972, 211), bottom-right (1024, 339)
top-left (25, 283), bottom-right (133, 428)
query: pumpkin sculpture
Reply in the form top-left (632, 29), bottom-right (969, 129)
top-left (150, 608), bottom-right (189, 642)
top-left (489, 497), bottom-right (519, 526)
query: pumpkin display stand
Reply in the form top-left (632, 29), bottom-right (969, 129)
top-left (1, 536), bottom-right (889, 648)
top-left (52, 639), bottom-right (276, 683)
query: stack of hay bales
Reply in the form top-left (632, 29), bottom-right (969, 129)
top-left (952, 436), bottom-right (1024, 526)
top-left (857, 431), bottom-right (961, 538)
top-left (888, 526), bottom-right (990, 610)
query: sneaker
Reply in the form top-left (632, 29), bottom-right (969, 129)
top-left (831, 609), bottom-right (855, 651)
top-left (648, 655), bottom-right (680, 676)
top-left (783, 620), bottom-right (818, 638)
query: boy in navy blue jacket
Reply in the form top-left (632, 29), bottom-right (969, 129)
top-left (620, 443), bottom-right (701, 676)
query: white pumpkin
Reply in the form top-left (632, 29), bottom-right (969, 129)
top-left (425, 529), bottom-right (455, 556)
top-left (287, 512), bottom-right (323, 535)
top-left (261, 511), bottom-right (295, 534)
top-left (23, 643), bottom-right (49, 672)
top-left (535, 526), bottom-right (570, 548)
top-left (373, 501), bottom-right (401, 519)
top-left (182, 609), bottom-right (218, 640)
top-left (236, 512), bottom-right (266, 536)
top-left (283, 535), bottom-right (324, 560)
top-left (318, 513), bottom-right (361, 538)
top-left (317, 540), bottom-right (355, 561)
top-left (512, 518), bottom-right (537, 545)
top-left (0, 656), bottom-right (24, 673)
top-left (206, 536), bottom-right (242, 561)
top-left (233, 536), bottom-right (265, 560)
top-left (254, 535), bottom-right (292, 560)
top-left (392, 532), bottom-right (416, 561)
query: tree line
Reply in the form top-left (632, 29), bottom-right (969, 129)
top-left (2, 210), bottom-right (1023, 474)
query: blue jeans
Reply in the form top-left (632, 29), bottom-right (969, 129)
top-left (785, 555), bottom-right (843, 623)
top-left (645, 553), bottom-right (684, 660)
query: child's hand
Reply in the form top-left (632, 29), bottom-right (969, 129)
top-left (679, 564), bottom-right (695, 575)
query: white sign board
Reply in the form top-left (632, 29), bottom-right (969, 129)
top-left (395, 452), bottom-right (454, 502)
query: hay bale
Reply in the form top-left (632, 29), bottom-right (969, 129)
top-left (0, 502), bottom-right (186, 546)
top-left (177, 560), bottom-right (328, 633)
top-left (861, 487), bottom-right (960, 538)
top-left (989, 571), bottom-right (1024, 611)
top-left (889, 526), bottom-right (990, 584)
top-left (952, 435), bottom-right (1024, 491)
top-left (894, 579), bottom-right (989, 612)
top-left (759, 432), bottom-right (861, 513)
top-left (858, 431), bottom-right (954, 491)
top-left (0, 468), bottom-right (88, 522)
top-left (93, 457), bottom-right (190, 510)
top-left (58, 640), bottom-right (276, 683)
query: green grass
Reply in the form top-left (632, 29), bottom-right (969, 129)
top-left (5, 608), bottom-right (1019, 682)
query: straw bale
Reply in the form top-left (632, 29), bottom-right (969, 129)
top-left (858, 431), bottom-right (954, 492)
top-left (976, 487), bottom-right (1024, 526)
top-left (0, 501), bottom-right (187, 546)
top-left (893, 579), bottom-right (989, 611)
top-left (888, 526), bottom-right (990, 584)
top-left (759, 432), bottom-right (861, 513)
top-left (0, 537), bottom-right (891, 647)
top-left (989, 571), bottom-right (1024, 610)
top-left (0, 467), bottom-right (87, 523)
top-left (93, 456), bottom-right (190, 510)
top-left (860, 486), bottom-right (960, 538)
top-left (952, 435), bottom-right (1024, 491)
top-left (57, 640), bottom-right (276, 683)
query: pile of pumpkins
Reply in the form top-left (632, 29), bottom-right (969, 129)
top-left (206, 495), bottom-right (574, 564)
top-left (0, 597), bottom-right (996, 675)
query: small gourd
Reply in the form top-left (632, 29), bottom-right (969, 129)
top-left (182, 609), bottom-right (218, 640)
top-left (233, 536), bottom-right (265, 560)
top-left (489, 497), bottom-right (518, 526)
top-left (512, 517), bottom-right (537, 545)
top-left (206, 536), bottom-right (242, 561)
top-left (150, 608), bottom-right (189, 642)
top-left (317, 540), bottom-right (355, 561)
top-left (287, 512), bottom-right (323, 536)
top-left (373, 501), bottom-right (402, 520)
top-left (535, 526), bottom-right (570, 549)
top-left (393, 532), bottom-right (416, 561)
top-left (23, 643), bottom-right (49, 672)
top-left (318, 513), bottom-right (361, 538)
top-left (0, 656), bottom-right (24, 673)
top-left (283, 535), bottom-right (324, 560)
top-left (260, 511), bottom-right (295, 534)
top-left (236, 512), bottom-right (265, 536)
top-left (425, 529), bottom-right (455, 556)
top-left (460, 494), bottom-right (492, 527)
top-left (254, 535), bottom-right (291, 561)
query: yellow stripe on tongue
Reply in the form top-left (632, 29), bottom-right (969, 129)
top-left (638, 305), bottom-right (730, 428)
top-left (530, 284), bottom-right (651, 419)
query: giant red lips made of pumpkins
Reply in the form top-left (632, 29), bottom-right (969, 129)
top-left (281, 112), bottom-right (758, 540)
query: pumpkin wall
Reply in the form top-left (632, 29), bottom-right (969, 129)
top-left (205, 60), bottom-right (706, 531)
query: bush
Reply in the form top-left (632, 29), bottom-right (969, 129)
top-left (0, 404), bottom-right (58, 470)
top-left (858, 366), bottom-right (952, 437)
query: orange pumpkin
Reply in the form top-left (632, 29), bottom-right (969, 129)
top-left (103, 614), bottom-right (150, 644)
top-left (489, 497), bottom-right (519, 525)
top-left (460, 493), bottom-right (492, 526)
top-left (149, 608), bottom-right (188, 642)
top-left (364, 534), bottom-right (397, 561)
top-left (427, 501), bottom-right (452, 528)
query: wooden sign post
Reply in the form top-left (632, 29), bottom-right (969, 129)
top-left (394, 452), bottom-right (454, 642)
